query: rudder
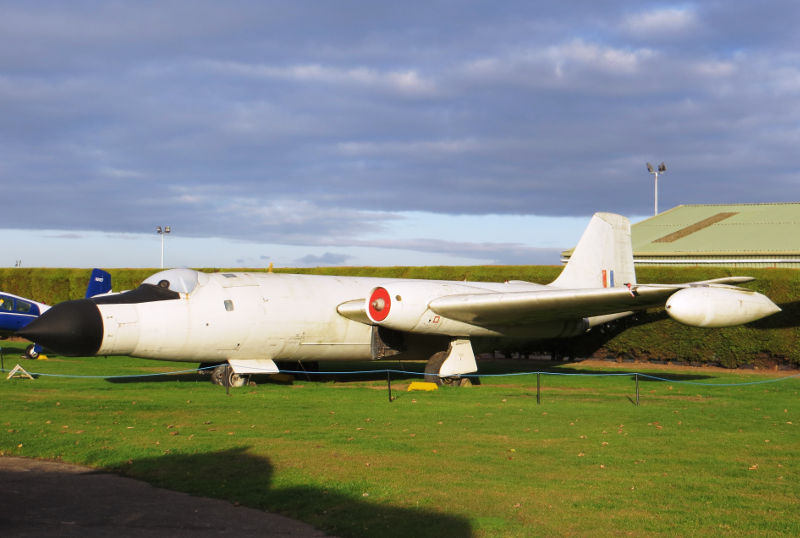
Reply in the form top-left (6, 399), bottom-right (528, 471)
top-left (85, 268), bottom-right (112, 298)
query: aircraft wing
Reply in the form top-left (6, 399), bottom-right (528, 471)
top-left (428, 285), bottom-right (676, 326)
top-left (427, 277), bottom-right (777, 329)
top-left (342, 275), bottom-right (778, 332)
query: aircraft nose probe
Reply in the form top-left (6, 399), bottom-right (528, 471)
top-left (16, 299), bottom-right (104, 356)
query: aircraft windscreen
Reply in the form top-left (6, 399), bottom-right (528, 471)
top-left (15, 299), bottom-right (34, 314)
top-left (142, 268), bottom-right (201, 295)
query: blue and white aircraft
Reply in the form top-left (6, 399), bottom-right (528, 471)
top-left (1, 268), bottom-right (111, 358)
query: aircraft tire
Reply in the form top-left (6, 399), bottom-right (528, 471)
top-left (210, 365), bottom-right (226, 386)
top-left (210, 364), bottom-right (246, 388)
top-left (424, 351), bottom-right (480, 386)
top-left (226, 372), bottom-right (247, 388)
top-left (25, 344), bottom-right (39, 360)
top-left (423, 351), bottom-right (460, 387)
top-left (456, 376), bottom-right (481, 387)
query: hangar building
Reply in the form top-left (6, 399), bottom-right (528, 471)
top-left (563, 202), bottom-right (800, 268)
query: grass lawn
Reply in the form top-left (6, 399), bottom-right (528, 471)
top-left (1, 341), bottom-right (798, 537)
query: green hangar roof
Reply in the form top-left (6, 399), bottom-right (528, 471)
top-left (633, 203), bottom-right (800, 266)
top-left (563, 203), bottom-right (800, 267)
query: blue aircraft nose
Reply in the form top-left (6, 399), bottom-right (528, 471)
top-left (16, 299), bottom-right (103, 356)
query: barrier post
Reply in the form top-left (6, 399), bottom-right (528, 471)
top-left (537, 373), bottom-right (541, 404)
top-left (635, 373), bottom-right (639, 406)
top-left (387, 370), bottom-right (393, 402)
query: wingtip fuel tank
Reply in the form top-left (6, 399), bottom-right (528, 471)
top-left (665, 287), bottom-right (781, 328)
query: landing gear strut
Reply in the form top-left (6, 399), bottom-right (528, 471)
top-left (423, 344), bottom-right (480, 387)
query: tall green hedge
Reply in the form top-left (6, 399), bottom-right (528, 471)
top-left (1, 266), bottom-right (796, 367)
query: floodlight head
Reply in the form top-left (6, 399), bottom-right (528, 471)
top-left (156, 226), bottom-right (162, 233)
top-left (658, 162), bottom-right (666, 172)
top-left (646, 162), bottom-right (654, 173)
top-left (165, 226), bottom-right (171, 234)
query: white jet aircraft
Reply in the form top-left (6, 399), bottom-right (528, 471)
top-left (17, 213), bottom-right (780, 387)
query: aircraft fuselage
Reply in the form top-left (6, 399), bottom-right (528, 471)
top-left (30, 269), bottom-right (582, 364)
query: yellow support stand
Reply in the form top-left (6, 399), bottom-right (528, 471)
top-left (407, 381), bottom-right (438, 392)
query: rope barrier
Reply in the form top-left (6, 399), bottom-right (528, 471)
top-left (2, 364), bottom-right (799, 387)
top-left (634, 371), bottom-right (800, 386)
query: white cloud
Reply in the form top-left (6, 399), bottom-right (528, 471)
top-left (622, 6), bottom-right (700, 38)
top-left (691, 60), bottom-right (737, 78)
top-left (461, 39), bottom-right (655, 90)
top-left (201, 60), bottom-right (439, 97)
top-left (544, 39), bottom-right (655, 75)
top-left (336, 138), bottom-right (486, 157)
top-left (99, 167), bottom-right (147, 180)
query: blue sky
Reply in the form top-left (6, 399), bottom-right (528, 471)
top-left (2, 1), bottom-right (799, 268)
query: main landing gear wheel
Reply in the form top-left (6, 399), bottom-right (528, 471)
top-left (211, 364), bottom-right (247, 388)
top-left (25, 344), bottom-right (40, 360)
top-left (423, 351), bottom-right (479, 387)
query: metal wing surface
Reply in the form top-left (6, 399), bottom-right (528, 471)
top-left (428, 286), bottom-right (680, 326)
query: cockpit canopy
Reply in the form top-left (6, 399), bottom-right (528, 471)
top-left (92, 269), bottom-right (207, 305)
top-left (142, 268), bottom-right (205, 295)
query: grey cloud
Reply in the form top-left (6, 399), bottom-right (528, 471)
top-left (45, 232), bottom-right (84, 240)
top-left (351, 238), bottom-right (562, 266)
top-left (2, 1), bottom-right (799, 259)
top-left (295, 252), bottom-right (354, 266)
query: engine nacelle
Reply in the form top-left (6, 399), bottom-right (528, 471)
top-left (365, 281), bottom-right (483, 332)
top-left (363, 281), bottom-right (594, 339)
top-left (665, 287), bottom-right (780, 328)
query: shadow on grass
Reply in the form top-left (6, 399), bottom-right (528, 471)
top-left (113, 446), bottom-right (472, 538)
top-left (474, 359), bottom-right (716, 381)
top-left (98, 359), bottom-right (716, 386)
top-left (105, 373), bottom-right (209, 383)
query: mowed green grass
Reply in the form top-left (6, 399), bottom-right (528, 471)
top-left (1, 341), bottom-right (798, 537)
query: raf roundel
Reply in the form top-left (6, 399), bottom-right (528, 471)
top-left (368, 287), bottom-right (391, 322)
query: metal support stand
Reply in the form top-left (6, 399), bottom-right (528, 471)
top-left (6, 364), bottom-right (34, 380)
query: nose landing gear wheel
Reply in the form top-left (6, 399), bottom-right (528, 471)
top-left (25, 344), bottom-right (40, 360)
top-left (211, 364), bottom-right (247, 388)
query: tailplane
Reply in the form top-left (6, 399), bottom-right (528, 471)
top-left (550, 213), bottom-right (636, 289)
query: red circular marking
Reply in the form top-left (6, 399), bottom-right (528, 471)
top-left (368, 287), bottom-right (391, 322)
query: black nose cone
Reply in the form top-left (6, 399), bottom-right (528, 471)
top-left (16, 299), bottom-right (103, 356)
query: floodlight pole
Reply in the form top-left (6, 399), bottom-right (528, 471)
top-left (646, 162), bottom-right (667, 215)
top-left (654, 173), bottom-right (658, 215)
top-left (157, 225), bottom-right (171, 269)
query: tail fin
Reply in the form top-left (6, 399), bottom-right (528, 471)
top-left (550, 212), bottom-right (636, 289)
top-left (85, 269), bottom-right (112, 298)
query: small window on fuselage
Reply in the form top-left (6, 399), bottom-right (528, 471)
top-left (224, 300), bottom-right (234, 312)
top-left (15, 300), bottom-right (33, 314)
top-left (0, 296), bottom-right (12, 311)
